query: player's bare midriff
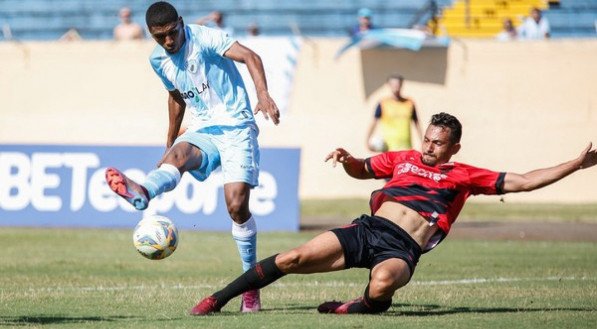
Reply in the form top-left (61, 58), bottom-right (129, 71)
top-left (373, 201), bottom-right (439, 249)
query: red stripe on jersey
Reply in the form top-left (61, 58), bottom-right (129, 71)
top-left (367, 150), bottom-right (504, 237)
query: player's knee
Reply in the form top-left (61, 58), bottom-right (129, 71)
top-left (227, 200), bottom-right (249, 222)
top-left (275, 249), bottom-right (303, 273)
top-left (369, 269), bottom-right (399, 299)
top-left (164, 146), bottom-right (189, 168)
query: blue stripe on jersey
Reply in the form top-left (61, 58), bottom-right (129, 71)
top-left (149, 24), bottom-right (254, 129)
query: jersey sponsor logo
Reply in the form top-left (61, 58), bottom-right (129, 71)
top-left (395, 162), bottom-right (447, 182)
top-left (181, 82), bottom-right (210, 101)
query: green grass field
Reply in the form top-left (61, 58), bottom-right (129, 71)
top-left (1, 226), bottom-right (596, 328)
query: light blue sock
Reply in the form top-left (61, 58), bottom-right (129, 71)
top-left (232, 216), bottom-right (257, 272)
top-left (142, 163), bottom-right (181, 199)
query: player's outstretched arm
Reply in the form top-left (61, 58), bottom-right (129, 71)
top-left (325, 148), bottom-right (375, 179)
top-left (502, 142), bottom-right (597, 193)
top-left (224, 42), bottom-right (280, 125)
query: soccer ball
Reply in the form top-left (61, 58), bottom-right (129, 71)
top-left (369, 136), bottom-right (388, 152)
top-left (133, 215), bottom-right (178, 260)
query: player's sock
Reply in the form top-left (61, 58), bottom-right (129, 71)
top-left (346, 285), bottom-right (392, 314)
top-left (142, 163), bottom-right (181, 199)
top-left (232, 216), bottom-right (257, 272)
top-left (211, 254), bottom-right (285, 308)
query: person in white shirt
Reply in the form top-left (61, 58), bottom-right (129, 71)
top-left (519, 7), bottom-right (550, 39)
top-left (496, 18), bottom-right (518, 41)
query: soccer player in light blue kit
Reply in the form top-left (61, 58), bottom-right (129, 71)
top-left (105, 1), bottom-right (280, 312)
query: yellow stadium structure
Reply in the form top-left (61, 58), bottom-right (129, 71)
top-left (438, 0), bottom-right (553, 37)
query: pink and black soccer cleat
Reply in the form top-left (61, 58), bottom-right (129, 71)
top-left (317, 297), bottom-right (363, 314)
top-left (105, 167), bottom-right (149, 210)
top-left (189, 296), bottom-right (221, 316)
top-left (240, 289), bottom-right (261, 313)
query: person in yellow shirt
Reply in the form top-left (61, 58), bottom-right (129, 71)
top-left (366, 75), bottom-right (422, 152)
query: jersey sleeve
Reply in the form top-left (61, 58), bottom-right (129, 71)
top-left (201, 26), bottom-right (235, 56)
top-left (365, 151), bottom-right (404, 179)
top-left (374, 104), bottom-right (382, 119)
top-left (465, 165), bottom-right (506, 195)
top-left (149, 56), bottom-right (176, 91)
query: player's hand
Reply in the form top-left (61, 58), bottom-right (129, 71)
top-left (324, 148), bottom-right (353, 167)
top-left (254, 91), bottom-right (280, 125)
top-left (578, 142), bottom-right (597, 169)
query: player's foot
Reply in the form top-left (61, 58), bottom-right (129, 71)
top-left (240, 289), bottom-right (261, 312)
top-left (317, 297), bottom-right (363, 314)
top-left (189, 295), bottom-right (221, 316)
top-left (105, 167), bottom-right (149, 210)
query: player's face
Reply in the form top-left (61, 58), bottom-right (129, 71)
top-left (388, 78), bottom-right (402, 96)
top-left (150, 18), bottom-right (185, 54)
top-left (421, 125), bottom-right (461, 166)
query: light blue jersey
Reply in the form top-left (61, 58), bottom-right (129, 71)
top-left (150, 24), bottom-right (255, 130)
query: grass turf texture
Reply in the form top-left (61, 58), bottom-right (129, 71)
top-left (1, 228), bottom-right (595, 328)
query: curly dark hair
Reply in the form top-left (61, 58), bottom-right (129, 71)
top-left (430, 112), bottom-right (462, 144)
top-left (146, 1), bottom-right (179, 28)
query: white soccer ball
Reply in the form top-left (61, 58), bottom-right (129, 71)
top-left (369, 136), bottom-right (388, 152)
top-left (133, 215), bottom-right (179, 260)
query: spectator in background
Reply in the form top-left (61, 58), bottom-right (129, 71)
top-left (519, 7), bottom-right (550, 39)
top-left (59, 28), bottom-right (82, 41)
top-left (366, 75), bottom-right (422, 153)
top-left (496, 18), bottom-right (518, 41)
top-left (351, 7), bottom-right (375, 36)
top-left (246, 22), bottom-right (260, 37)
top-left (196, 11), bottom-right (234, 36)
top-left (113, 7), bottom-right (144, 40)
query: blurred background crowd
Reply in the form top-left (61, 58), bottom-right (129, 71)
top-left (0, 0), bottom-right (595, 41)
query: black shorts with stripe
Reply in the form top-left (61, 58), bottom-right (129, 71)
top-left (330, 214), bottom-right (422, 279)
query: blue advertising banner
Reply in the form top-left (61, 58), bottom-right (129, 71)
top-left (0, 145), bottom-right (301, 231)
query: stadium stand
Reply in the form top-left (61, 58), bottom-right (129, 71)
top-left (0, 0), bottom-right (432, 40)
top-left (437, 0), bottom-right (597, 38)
top-left (0, 0), bottom-right (594, 40)
top-left (544, 0), bottom-right (597, 37)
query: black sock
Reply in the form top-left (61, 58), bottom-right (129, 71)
top-left (346, 285), bottom-right (392, 314)
top-left (212, 254), bottom-right (286, 308)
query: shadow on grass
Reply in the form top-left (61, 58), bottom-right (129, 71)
top-left (385, 303), bottom-right (595, 316)
top-left (0, 315), bottom-right (140, 326)
top-left (258, 303), bottom-right (595, 316)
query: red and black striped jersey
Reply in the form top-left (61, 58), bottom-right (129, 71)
top-left (365, 150), bottom-right (505, 251)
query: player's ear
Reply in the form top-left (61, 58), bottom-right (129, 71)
top-left (450, 142), bottom-right (461, 156)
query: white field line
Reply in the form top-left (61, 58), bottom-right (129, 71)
top-left (21, 276), bottom-right (592, 293)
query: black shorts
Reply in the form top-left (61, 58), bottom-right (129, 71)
top-left (330, 214), bottom-right (422, 278)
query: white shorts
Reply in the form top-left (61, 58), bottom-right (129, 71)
top-left (174, 123), bottom-right (260, 187)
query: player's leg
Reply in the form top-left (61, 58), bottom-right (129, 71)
top-left (223, 182), bottom-right (262, 312)
top-left (317, 215), bottom-right (421, 314)
top-left (190, 230), bottom-right (345, 315)
top-left (105, 141), bottom-right (200, 210)
top-left (216, 124), bottom-right (262, 312)
top-left (318, 258), bottom-right (410, 314)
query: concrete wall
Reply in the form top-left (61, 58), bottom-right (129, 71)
top-left (1, 39), bottom-right (596, 203)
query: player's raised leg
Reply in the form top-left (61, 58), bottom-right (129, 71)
top-left (105, 142), bottom-right (202, 210)
top-left (190, 231), bottom-right (345, 315)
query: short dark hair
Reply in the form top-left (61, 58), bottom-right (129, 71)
top-left (146, 1), bottom-right (179, 27)
top-left (430, 112), bottom-right (462, 144)
top-left (388, 74), bottom-right (404, 82)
